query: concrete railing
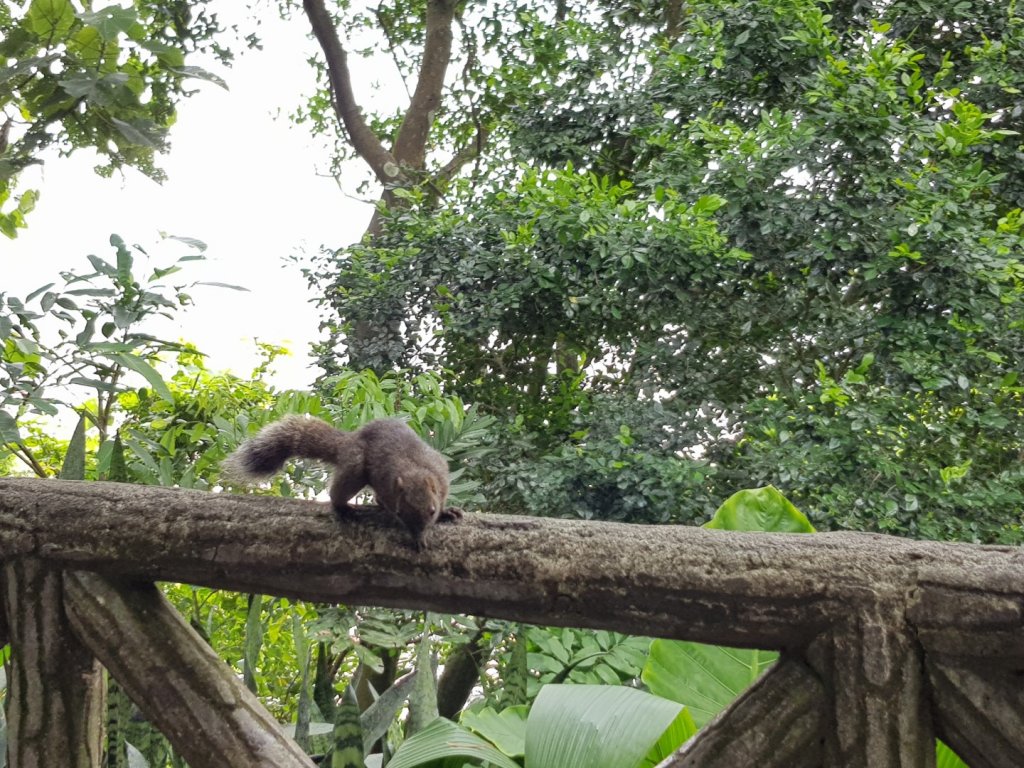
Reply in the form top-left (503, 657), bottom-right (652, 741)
top-left (1, 478), bottom-right (1021, 767)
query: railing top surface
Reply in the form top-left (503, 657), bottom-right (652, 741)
top-left (2, 477), bottom-right (1022, 653)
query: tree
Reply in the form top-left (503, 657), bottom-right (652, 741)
top-left (302, 0), bottom-right (1024, 542)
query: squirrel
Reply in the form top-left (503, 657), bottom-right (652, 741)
top-left (222, 416), bottom-right (461, 549)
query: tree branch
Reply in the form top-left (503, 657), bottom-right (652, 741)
top-left (302, 0), bottom-right (397, 184)
top-left (391, 0), bottom-right (459, 167)
top-left (434, 122), bottom-right (490, 186)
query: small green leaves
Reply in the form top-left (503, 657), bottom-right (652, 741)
top-left (4, 0), bottom-right (236, 234)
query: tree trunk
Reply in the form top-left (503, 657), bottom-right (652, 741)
top-left (436, 628), bottom-right (486, 718)
top-left (301, 0), bottom-right (484, 367)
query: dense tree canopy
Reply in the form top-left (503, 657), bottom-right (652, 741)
top-left (305, 0), bottom-right (1024, 542)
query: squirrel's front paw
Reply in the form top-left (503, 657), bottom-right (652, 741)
top-left (439, 506), bottom-right (464, 524)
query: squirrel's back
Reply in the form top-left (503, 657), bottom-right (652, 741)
top-left (358, 420), bottom-right (449, 477)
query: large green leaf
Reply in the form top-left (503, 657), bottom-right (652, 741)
top-left (525, 684), bottom-right (695, 768)
top-left (242, 594), bottom-right (264, 693)
top-left (360, 670), bottom-right (418, 754)
top-left (407, 623), bottom-right (439, 735)
top-left (703, 486), bottom-right (815, 533)
top-left (641, 641), bottom-right (777, 728)
top-left (460, 705), bottom-right (528, 759)
top-left (76, 6), bottom-right (138, 41)
top-left (386, 717), bottom-right (521, 768)
top-left (27, 0), bottom-right (75, 38)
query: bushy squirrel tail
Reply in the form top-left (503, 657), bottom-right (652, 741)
top-left (222, 415), bottom-right (353, 479)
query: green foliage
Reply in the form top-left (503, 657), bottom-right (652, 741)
top-left (406, 624), bottom-right (440, 736)
top-left (387, 717), bottom-right (521, 768)
top-left (378, 684), bottom-right (694, 768)
top-left (0, 187), bottom-right (36, 239)
top-left (328, 686), bottom-right (364, 767)
top-left (244, 594), bottom-right (266, 693)
top-left (0, 0), bottom-right (234, 236)
top-left (937, 739), bottom-right (970, 768)
top-left (309, 0), bottom-right (1024, 543)
top-left (524, 684), bottom-right (695, 768)
top-left (460, 706), bottom-right (528, 761)
top-left (524, 627), bottom-right (649, 697)
top-left (57, 412), bottom-right (87, 479)
top-left (642, 640), bottom-right (778, 729)
top-left (161, 584), bottom-right (317, 722)
top-left (116, 345), bottom-right (287, 489)
top-left (105, 677), bottom-right (132, 768)
top-left (0, 234), bottom-right (217, 477)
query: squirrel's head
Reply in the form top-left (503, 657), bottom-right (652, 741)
top-left (393, 471), bottom-right (448, 550)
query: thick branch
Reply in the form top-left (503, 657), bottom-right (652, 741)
top-left (928, 658), bottom-right (1024, 768)
top-left (63, 571), bottom-right (315, 768)
top-left (431, 122), bottom-right (491, 190)
top-left (302, 0), bottom-right (396, 183)
top-left (391, 0), bottom-right (458, 167)
top-left (2, 479), bottom-right (1022, 655)
top-left (660, 656), bottom-right (824, 767)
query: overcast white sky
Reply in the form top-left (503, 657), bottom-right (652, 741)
top-left (5, 7), bottom-right (378, 390)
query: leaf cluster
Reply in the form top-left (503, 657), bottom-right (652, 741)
top-left (0, 234), bottom-right (214, 477)
top-left (0, 0), bottom-right (233, 237)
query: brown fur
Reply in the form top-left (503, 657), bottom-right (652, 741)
top-left (223, 416), bottom-right (461, 549)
